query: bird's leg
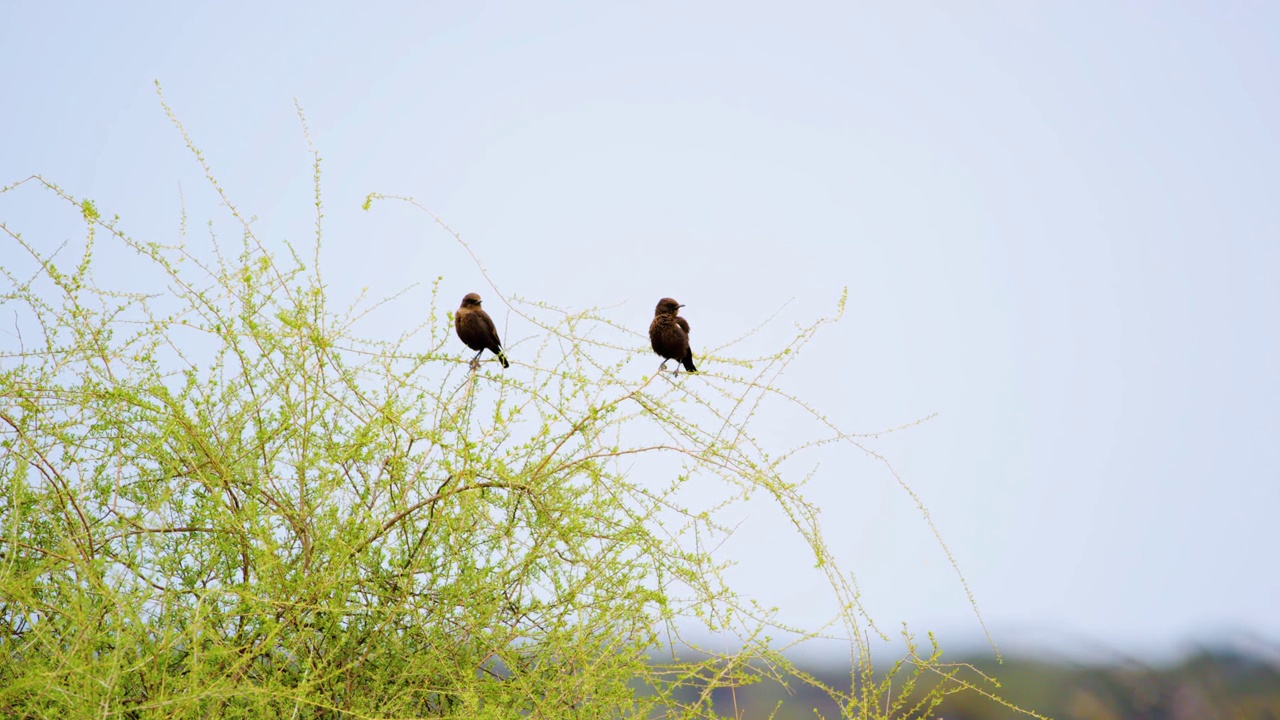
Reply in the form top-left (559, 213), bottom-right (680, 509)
top-left (470, 350), bottom-right (483, 370)
top-left (657, 359), bottom-right (668, 373)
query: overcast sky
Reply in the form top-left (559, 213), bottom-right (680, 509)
top-left (2, 2), bottom-right (1277, 661)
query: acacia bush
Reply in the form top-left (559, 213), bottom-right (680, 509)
top-left (0, 94), bottom-right (1029, 718)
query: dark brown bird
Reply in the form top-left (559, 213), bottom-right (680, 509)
top-left (649, 297), bottom-right (697, 373)
top-left (455, 292), bottom-right (509, 369)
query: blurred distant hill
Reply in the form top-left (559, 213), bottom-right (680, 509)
top-left (677, 645), bottom-right (1280, 719)
top-left (930, 647), bottom-right (1280, 720)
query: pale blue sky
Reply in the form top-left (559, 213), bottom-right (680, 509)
top-left (2, 2), bottom-right (1277, 660)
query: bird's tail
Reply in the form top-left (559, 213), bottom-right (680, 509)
top-left (497, 351), bottom-right (510, 369)
top-left (681, 352), bottom-right (697, 373)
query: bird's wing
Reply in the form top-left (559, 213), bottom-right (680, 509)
top-left (479, 310), bottom-right (503, 349)
top-left (676, 317), bottom-right (690, 335)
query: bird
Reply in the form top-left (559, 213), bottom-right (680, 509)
top-left (649, 297), bottom-right (697, 374)
top-left (454, 292), bottom-right (509, 369)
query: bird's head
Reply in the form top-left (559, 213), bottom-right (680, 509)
top-left (461, 293), bottom-right (483, 308)
top-left (655, 297), bottom-right (683, 316)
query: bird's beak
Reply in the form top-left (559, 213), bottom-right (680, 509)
top-left (679, 304), bottom-right (686, 308)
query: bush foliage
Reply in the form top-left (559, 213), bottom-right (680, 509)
top-left (0, 94), bottom-right (1029, 718)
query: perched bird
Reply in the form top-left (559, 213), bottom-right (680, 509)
top-left (455, 292), bottom-right (509, 369)
top-left (649, 297), bottom-right (697, 374)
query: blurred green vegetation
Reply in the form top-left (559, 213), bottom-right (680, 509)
top-left (675, 645), bottom-right (1280, 719)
